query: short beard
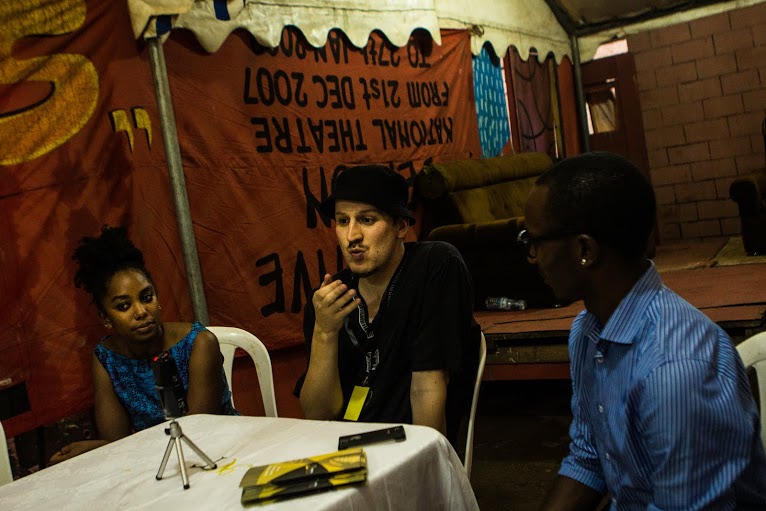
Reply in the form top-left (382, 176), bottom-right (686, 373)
top-left (352, 267), bottom-right (377, 279)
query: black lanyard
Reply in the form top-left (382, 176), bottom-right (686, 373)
top-left (343, 258), bottom-right (406, 384)
top-left (343, 258), bottom-right (405, 349)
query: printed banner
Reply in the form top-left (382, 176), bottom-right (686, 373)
top-left (0, 0), bottom-right (479, 436)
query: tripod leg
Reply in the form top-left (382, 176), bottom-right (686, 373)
top-left (156, 437), bottom-right (175, 480)
top-left (175, 436), bottom-right (190, 490)
top-left (155, 420), bottom-right (215, 489)
top-left (180, 435), bottom-right (218, 469)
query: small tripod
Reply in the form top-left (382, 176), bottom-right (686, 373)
top-left (155, 419), bottom-right (217, 489)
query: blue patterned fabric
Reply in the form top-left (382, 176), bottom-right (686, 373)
top-left (472, 46), bottom-right (511, 158)
top-left (213, 0), bottom-right (231, 20)
top-left (94, 322), bottom-right (238, 431)
top-left (560, 262), bottom-right (766, 509)
top-left (154, 15), bottom-right (172, 36)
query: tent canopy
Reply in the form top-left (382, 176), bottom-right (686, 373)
top-left (127, 0), bottom-right (766, 63)
top-left (126, 0), bottom-right (571, 61)
top-left (544, 0), bottom-right (754, 35)
top-left (128, 0), bottom-right (442, 50)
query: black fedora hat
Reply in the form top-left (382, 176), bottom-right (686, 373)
top-left (320, 165), bottom-right (415, 224)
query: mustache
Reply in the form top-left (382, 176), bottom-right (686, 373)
top-left (346, 243), bottom-right (367, 250)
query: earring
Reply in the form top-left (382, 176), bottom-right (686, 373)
top-left (580, 258), bottom-right (587, 266)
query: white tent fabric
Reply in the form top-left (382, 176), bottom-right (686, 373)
top-left (128, 0), bottom-right (193, 38)
top-left (127, 0), bottom-right (766, 62)
top-left (435, 0), bottom-right (570, 61)
top-left (127, 0), bottom-right (572, 60)
top-left (127, 0), bottom-right (442, 51)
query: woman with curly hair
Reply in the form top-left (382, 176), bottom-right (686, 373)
top-left (50, 226), bottom-right (237, 464)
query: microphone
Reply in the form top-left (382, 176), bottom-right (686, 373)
top-left (151, 351), bottom-right (188, 419)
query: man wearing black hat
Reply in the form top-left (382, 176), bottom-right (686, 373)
top-left (294, 164), bottom-right (480, 444)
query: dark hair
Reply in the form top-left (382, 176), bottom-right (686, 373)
top-left (72, 225), bottom-right (154, 308)
top-left (536, 152), bottom-right (656, 259)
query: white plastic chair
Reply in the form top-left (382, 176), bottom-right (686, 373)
top-left (0, 420), bottom-right (12, 486)
top-left (208, 326), bottom-right (278, 418)
top-left (464, 332), bottom-right (487, 479)
top-left (736, 331), bottom-right (766, 447)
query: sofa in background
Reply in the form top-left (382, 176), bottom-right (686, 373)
top-left (730, 168), bottom-right (766, 255)
top-left (414, 152), bottom-right (560, 308)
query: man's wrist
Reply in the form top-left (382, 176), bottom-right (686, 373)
top-left (313, 328), bottom-right (339, 344)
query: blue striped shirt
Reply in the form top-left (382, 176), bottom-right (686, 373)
top-left (559, 262), bottom-right (766, 510)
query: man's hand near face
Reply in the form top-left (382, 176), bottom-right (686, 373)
top-left (299, 274), bottom-right (357, 420)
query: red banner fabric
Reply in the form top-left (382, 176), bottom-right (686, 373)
top-left (0, 0), bottom-right (480, 436)
top-left (506, 48), bottom-right (558, 158)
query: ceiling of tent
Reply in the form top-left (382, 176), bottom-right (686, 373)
top-left (544, 0), bottom-right (746, 35)
top-left (127, 0), bottom-right (573, 62)
top-left (128, 0), bottom-right (443, 50)
top-left (127, 0), bottom-right (766, 63)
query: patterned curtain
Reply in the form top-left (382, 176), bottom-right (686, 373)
top-left (505, 48), bottom-right (562, 158)
top-left (472, 45), bottom-right (512, 157)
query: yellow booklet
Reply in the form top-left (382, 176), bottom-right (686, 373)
top-left (239, 448), bottom-right (368, 505)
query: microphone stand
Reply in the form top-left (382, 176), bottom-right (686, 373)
top-left (155, 418), bottom-right (217, 490)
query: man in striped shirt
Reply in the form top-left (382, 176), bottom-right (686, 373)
top-left (521, 152), bottom-right (766, 510)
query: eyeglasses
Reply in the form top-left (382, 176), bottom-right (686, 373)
top-left (516, 229), bottom-right (579, 258)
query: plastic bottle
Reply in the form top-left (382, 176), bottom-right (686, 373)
top-left (485, 297), bottom-right (527, 311)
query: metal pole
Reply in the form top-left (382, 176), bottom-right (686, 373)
top-left (146, 37), bottom-right (210, 325)
top-left (570, 34), bottom-right (590, 153)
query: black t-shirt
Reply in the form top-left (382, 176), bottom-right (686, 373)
top-left (295, 241), bottom-right (480, 445)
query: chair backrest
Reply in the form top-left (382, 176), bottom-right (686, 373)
top-left (207, 326), bottom-right (278, 418)
top-left (736, 331), bottom-right (766, 447)
top-left (0, 420), bottom-right (12, 486)
top-left (464, 332), bottom-right (487, 479)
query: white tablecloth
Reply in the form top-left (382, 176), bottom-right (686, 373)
top-left (0, 415), bottom-right (479, 510)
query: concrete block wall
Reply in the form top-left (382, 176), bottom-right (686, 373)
top-left (627, 3), bottom-right (766, 241)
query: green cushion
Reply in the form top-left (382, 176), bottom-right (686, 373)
top-left (416, 152), bottom-right (553, 198)
top-left (450, 177), bottom-right (538, 223)
top-left (414, 152), bottom-right (557, 306)
top-left (426, 217), bottom-right (525, 248)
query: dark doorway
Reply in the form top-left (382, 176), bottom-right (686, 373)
top-left (582, 53), bottom-right (650, 180)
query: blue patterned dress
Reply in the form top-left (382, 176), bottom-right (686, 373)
top-left (94, 321), bottom-right (238, 431)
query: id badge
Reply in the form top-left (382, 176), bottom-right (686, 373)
top-left (343, 385), bottom-right (370, 421)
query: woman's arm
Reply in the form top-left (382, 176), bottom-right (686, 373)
top-left (92, 352), bottom-right (133, 441)
top-left (49, 439), bottom-right (109, 465)
top-left (50, 354), bottom-right (132, 465)
top-left (186, 329), bottom-right (225, 414)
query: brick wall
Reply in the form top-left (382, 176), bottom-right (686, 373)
top-left (627, 3), bottom-right (766, 241)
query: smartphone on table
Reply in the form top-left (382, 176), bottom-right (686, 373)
top-left (338, 425), bottom-right (406, 449)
